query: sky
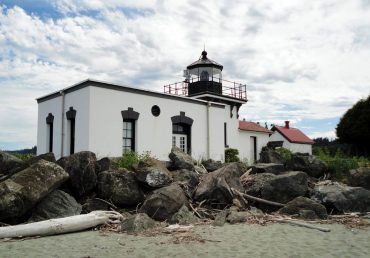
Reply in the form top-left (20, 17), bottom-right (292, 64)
top-left (0, 0), bottom-right (370, 150)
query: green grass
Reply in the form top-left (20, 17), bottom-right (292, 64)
top-left (117, 151), bottom-right (152, 169)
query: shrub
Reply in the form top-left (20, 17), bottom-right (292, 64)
top-left (117, 151), bottom-right (152, 169)
top-left (225, 148), bottom-right (240, 163)
top-left (13, 153), bottom-right (35, 161)
top-left (275, 147), bottom-right (293, 162)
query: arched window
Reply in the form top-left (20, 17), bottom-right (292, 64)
top-left (46, 113), bottom-right (54, 153)
top-left (66, 107), bottom-right (77, 155)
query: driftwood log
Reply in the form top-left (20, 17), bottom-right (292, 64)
top-left (273, 218), bottom-right (331, 232)
top-left (231, 188), bottom-right (284, 207)
top-left (0, 211), bottom-right (123, 239)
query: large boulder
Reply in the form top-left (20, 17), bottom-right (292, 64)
top-left (278, 196), bottom-right (327, 219)
top-left (259, 149), bottom-right (285, 164)
top-left (171, 169), bottom-right (199, 193)
top-left (96, 157), bottom-right (121, 174)
top-left (194, 162), bottom-right (247, 205)
top-left (311, 181), bottom-right (370, 213)
top-left (97, 169), bottom-right (144, 206)
top-left (202, 159), bottom-right (223, 172)
top-left (249, 163), bottom-right (285, 175)
top-left (134, 158), bottom-right (173, 188)
top-left (121, 213), bottom-right (157, 233)
top-left (226, 208), bottom-right (264, 224)
top-left (286, 154), bottom-right (327, 178)
top-left (27, 152), bottom-right (56, 166)
top-left (82, 198), bottom-right (111, 213)
top-left (244, 171), bottom-right (308, 205)
top-left (0, 160), bottom-right (69, 221)
top-left (168, 147), bottom-right (196, 170)
top-left (0, 151), bottom-right (26, 176)
top-left (348, 168), bottom-right (370, 190)
top-left (29, 190), bottom-right (82, 222)
top-left (57, 151), bottom-right (98, 198)
top-left (140, 183), bottom-right (188, 221)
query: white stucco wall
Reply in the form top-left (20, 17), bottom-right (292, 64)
top-left (269, 131), bottom-right (312, 154)
top-left (237, 130), bottom-right (270, 164)
top-left (37, 87), bottom-right (91, 159)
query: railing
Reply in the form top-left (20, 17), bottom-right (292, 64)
top-left (163, 77), bottom-right (247, 101)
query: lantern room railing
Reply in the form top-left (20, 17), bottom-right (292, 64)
top-left (163, 77), bottom-right (247, 101)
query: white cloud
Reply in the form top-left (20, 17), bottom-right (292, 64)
top-left (0, 0), bottom-right (370, 149)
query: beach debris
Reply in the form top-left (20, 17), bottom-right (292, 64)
top-left (272, 218), bottom-right (331, 232)
top-left (0, 211), bottom-right (123, 239)
top-left (213, 210), bottom-right (228, 226)
top-left (140, 183), bottom-right (188, 221)
top-left (231, 188), bottom-right (284, 207)
top-left (0, 160), bottom-right (69, 222)
top-left (28, 190), bottom-right (82, 222)
top-left (311, 181), bottom-right (370, 212)
top-left (278, 196), bottom-right (328, 219)
top-left (57, 151), bottom-right (98, 198)
top-left (194, 162), bottom-right (247, 206)
top-left (97, 169), bottom-right (144, 206)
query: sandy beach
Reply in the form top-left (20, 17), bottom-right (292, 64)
top-left (1, 222), bottom-right (369, 258)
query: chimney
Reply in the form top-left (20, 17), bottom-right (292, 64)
top-left (285, 121), bottom-right (290, 129)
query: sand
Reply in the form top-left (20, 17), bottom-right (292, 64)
top-left (1, 223), bottom-right (370, 258)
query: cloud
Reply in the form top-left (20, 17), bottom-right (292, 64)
top-left (0, 1), bottom-right (370, 149)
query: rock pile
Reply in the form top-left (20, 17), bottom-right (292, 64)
top-left (0, 148), bottom-right (369, 230)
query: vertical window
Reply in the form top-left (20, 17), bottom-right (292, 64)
top-left (66, 107), bottom-right (77, 155)
top-left (172, 136), bottom-right (176, 148)
top-left (224, 122), bottom-right (228, 147)
top-left (123, 120), bottom-right (135, 153)
top-left (179, 136), bottom-right (186, 152)
top-left (46, 113), bottom-right (54, 153)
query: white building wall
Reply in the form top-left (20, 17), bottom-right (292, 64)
top-left (37, 88), bottom-right (91, 159)
top-left (237, 130), bottom-right (270, 164)
top-left (269, 131), bottom-right (312, 154)
top-left (88, 86), bottom-right (227, 161)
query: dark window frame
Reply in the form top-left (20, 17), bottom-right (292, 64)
top-left (66, 107), bottom-right (77, 155)
top-left (171, 112), bottom-right (193, 154)
top-left (46, 113), bottom-right (54, 153)
top-left (122, 119), bottom-right (135, 153)
top-left (121, 107), bottom-right (140, 154)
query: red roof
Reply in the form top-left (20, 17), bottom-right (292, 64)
top-left (239, 121), bottom-right (272, 134)
top-left (272, 125), bottom-right (314, 144)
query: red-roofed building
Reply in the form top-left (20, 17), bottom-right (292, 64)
top-left (238, 120), bottom-right (272, 163)
top-left (270, 121), bottom-right (314, 154)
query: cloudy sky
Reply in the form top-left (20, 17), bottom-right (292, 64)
top-left (0, 0), bottom-right (370, 150)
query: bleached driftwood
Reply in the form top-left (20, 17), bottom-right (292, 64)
top-left (273, 218), bottom-right (331, 232)
top-left (0, 211), bottom-right (123, 239)
top-left (231, 188), bottom-right (284, 207)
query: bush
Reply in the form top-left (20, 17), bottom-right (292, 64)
top-left (117, 151), bottom-right (152, 169)
top-left (225, 148), bottom-right (240, 163)
top-left (275, 147), bottom-right (293, 162)
top-left (13, 153), bottom-right (35, 161)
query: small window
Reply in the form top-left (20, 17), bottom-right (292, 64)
top-left (123, 120), bottom-right (135, 153)
top-left (151, 105), bottom-right (160, 117)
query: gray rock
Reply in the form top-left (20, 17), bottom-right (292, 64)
top-left (202, 159), bottom-right (223, 172)
top-left (213, 210), bottom-right (228, 226)
top-left (29, 190), bottom-right (82, 222)
top-left (121, 213), bottom-right (157, 232)
top-left (171, 169), bottom-right (199, 189)
top-left (140, 183), bottom-right (188, 221)
top-left (0, 151), bottom-right (26, 176)
top-left (169, 147), bottom-right (196, 170)
top-left (57, 151), bottom-right (98, 198)
top-left (226, 208), bottom-right (263, 224)
top-left (194, 165), bottom-right (208, 175)
top-left (96, 157), bottom-right (121, 174)
top-left (278, 196), bottom-right (327, 219)
top-left (97, 169), bottom-right (144, 206)
top-left (348, 168), bottom-right (370, 190)
top-left (134, 158), bottom-right (173, 188)
top-left (244, 171), bottom-right (308, 206)
top-left (169, 205), bottom-right (198, 225)
top-left (27, 152), bottom-right (56, 166)
top-left (194, 162), bottom-right (247, 205)
top-left (249, 163), bottom-right (285, 175)
top-left (311, 181), bottom-right (370, 213)
top-left (259, 149), bottom-right (285, 164)
top-left (0, 160), bottom-right (69, 221)
top-left (286, 154), bottom-right (327, 178)
top-left (82, 198), bottom-right (111, 213)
